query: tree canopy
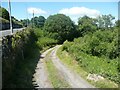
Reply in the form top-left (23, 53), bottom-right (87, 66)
top-left (21, 16), bottom-right (46, 28)
top-left (97, 14), bottom-right (115, 29)
top-left (44, 14), bottom-right (77, 43)
top-left (78, 15), bottom-right (97, 36)
top-left (31, 16), bottom-right (46, 28)
top-left (20, 19), bottom-right (30, 27)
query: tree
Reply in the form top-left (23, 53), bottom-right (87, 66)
top-left (97, 14), bottom-right (115, 29)
top-left (31, 16), bottom-right (46, 28)
top-left (44, 14), bottom-right (77, 43)
top-left (115, 20), bottom-right (120, 27)
top-left (0, 7), bottom-right (10, 21)
top-left (20, 19), bottom-right (30, 27)
top-left (38, 16), bottom-right (46, 27)
top-left (97, 16), bottom-right (104, 28)
top-left (78, 15), bottom-right (97, 36)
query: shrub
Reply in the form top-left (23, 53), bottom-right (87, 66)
top-left (61, 28), bottom-right (119, 83)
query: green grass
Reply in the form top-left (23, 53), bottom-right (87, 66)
top-left (57, 46), bottom-right (118, 88)
top-left (45, 50), bottom-right (71, 88)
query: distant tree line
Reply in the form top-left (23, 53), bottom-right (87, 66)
top-left (22, 13), bottom-right (119, 44)
top-left (20, 16), bottom-right (46, 28)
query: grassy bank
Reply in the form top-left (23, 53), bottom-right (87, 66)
top-left (45, 50), bottom-right (71, 88)
top-left (57, 46), bottom-right (118, 88)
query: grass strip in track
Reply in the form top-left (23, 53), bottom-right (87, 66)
top-left (45, 49), bottom-right (71, 88)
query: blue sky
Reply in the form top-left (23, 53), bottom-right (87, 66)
top-left (1, 2), bottom-right (118, 23)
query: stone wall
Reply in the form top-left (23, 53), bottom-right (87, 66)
top-left (2, 28), bottom-right (37, 88)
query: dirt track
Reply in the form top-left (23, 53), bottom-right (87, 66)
top-left (33, 45), bottom-right (95, 88)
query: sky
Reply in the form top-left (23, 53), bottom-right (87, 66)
top-left (1, 2), bottom-right (118, 24)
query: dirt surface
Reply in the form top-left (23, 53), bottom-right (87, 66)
top-left (50, 45), bottom-right (95, 88)
top-left (33, 47), bottom-right (54, 88)
top-left (33, 45), bottom-right (95, 88)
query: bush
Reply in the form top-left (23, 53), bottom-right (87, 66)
top-left (61, 28), bottom-right (119, 83)
top-left (34, 28), bottom-right (57, 50)
top-left (66, 29), bottom-right (118, 59)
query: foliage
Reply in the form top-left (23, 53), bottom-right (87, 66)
top-left (0, 6), bottom-right (22, 26)
top-left (57, 46), bottom-right (118, 88)
top-left (2, 26), bottom-right (58, 88)
top-left (77, 14), bottom-right (115, 37)
top-left (20, 19), bottom-right (30, 27)
top-left (61, 27), bottom-right (119, 84)
top-left (34, 28), bottom-right (57, 50)
top-left (96, 14), bottom-right (115, 29)
top-left (36, 37), bottom-right (57, 48)
top-left (115, 20), bottom-right (120, 27)
top-left (21, 16), bottom-right (45, 28)
top-left (0, 7), bottom-right (10, 20)
top-left (64, 28), bottom-right (118, 59)
top-left (44, 14), bottom-right (77, 43)
top-left (31, 16), bottom-right (46, 28)
top-left (0, 15), bottom-right (23, 30)
top-left (2, 28), bottom-right (37, 88)
top-left (12, 16), bottom-right (23, 26)
top-left (2, 12), bottom-right (118, 88)
top-left (78, 15), bottom-right (97, 36)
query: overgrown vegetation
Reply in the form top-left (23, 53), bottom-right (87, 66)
top-left (34, 28), bottom-right (57, 50)
top-left (2, 28), bottom-right (37, 88)
top-left (2, 27), bottom-right (57, 88)
top-left (63, 29), bottom-right (118, 59)
top-left (2, 7), bottom-right (119, 88)
top-left (60, 15), bottom-right (119, 85)
top-left (57, 46), bottom-right (118, 88)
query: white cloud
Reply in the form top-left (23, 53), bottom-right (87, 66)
top-left (59, 7), bottom-right (101, 24)
top-left (59, 7), bottom-right (100, 17)
top-left (27, 7), bottom-right (47, 14)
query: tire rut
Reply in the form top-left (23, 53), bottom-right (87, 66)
top-left (33, 45), bottom-right (95, 88)
top-left (50, 45), bottom-right (95, 88)
top-left (33, 48), bottom-right (54, 88)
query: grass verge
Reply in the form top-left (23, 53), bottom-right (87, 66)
top-left (57, 46), bottom-right (118, 88)
top-left (45, 50), bottom-right (71, 88)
